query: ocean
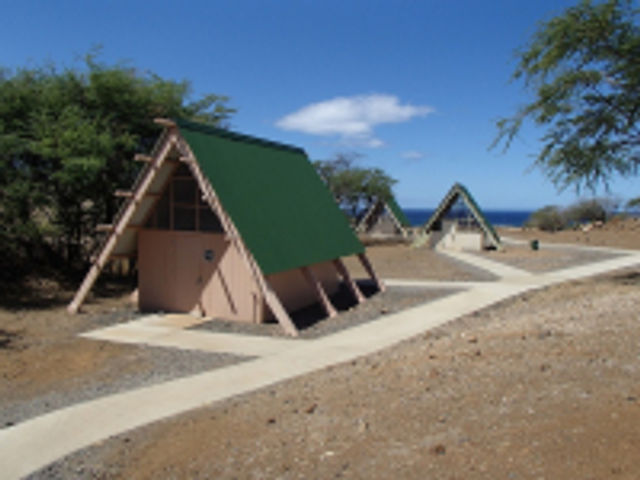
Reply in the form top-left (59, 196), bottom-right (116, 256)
top-left (403, 208), bottom-right (533, 227)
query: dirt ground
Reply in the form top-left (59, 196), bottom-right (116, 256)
top-left (4, 231), bottom-right (640, 479)
top-left (0, 281), bottom-right (141, 420)
top-left (499, 216), bottom-right (640, 250)
top-left (34, 267), bottom-right (640, 479)
top-left (343, 244), bottom-right (496, 281)
top-left (474, 243), bottom-right (621, 273)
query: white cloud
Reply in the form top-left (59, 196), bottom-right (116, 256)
top-left (401, 150), bottom-right (426, 160)
top-left (276, 94), bottom-right (433, 148)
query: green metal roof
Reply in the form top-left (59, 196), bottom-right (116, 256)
top-left (386, 196), bottom-right (411, 227)
top-left (423, 182), bottom-right (502, 249)
top-left (177, 119), bottom-right (364, 275)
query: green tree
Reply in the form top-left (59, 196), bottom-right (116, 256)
top-left (0, 54), bottom-right (234, 276)
top-left (313, 153), bottom-right (397, 220)
top-left (627, 196), bottom-right (640, 210)
top-left (525, 205), bottom-right (567, 231)
top-left (494, 0), bottom-right (640, 191)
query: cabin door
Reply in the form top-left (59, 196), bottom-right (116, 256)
top-left (172, 234), bottom-right (204, 313)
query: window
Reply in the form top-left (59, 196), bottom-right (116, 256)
top-left (145, 165), bottom-right (224, 233)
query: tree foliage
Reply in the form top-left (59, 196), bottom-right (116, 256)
top-left (525, 205), bottom-right (566, 231)
top-left (313, 153), bottom-right (397, 220)
top-left (526, 197), bottom-right (618, 231)
top-left (495, 0), bottom-right (640, 191)
top-left (627, 196), bottom-right (640, 210)
top-left (0, 54), bottom-right (234, 276)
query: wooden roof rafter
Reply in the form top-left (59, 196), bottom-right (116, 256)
top-left (67, 130), bottom-right (179, 314)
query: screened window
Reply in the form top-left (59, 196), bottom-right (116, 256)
top-left (145, 165), bottom-right (224, 233)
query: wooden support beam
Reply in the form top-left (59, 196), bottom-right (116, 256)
top-left (333, 258), bottom-right (365, 304)
top-left (301, 266), bottom-right (338, 318)
top-left (68, 133), bottom-right (177, 314)
top-left (154, 118), bottom-right (177, 128)
top-left (95, 224), bottom-right (114, 233)
top-left (264, 287), bottom-right (299, 337)
top-left (357, 252), bottom-right (385, 292)
top-left (134, 153), bottom-right (153, 163)
top-left (114, 190), bottom-right (133, 198)
top-left (90, 252), bottom-right (134, 263)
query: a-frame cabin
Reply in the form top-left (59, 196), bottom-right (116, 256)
top-left (422, 183), bottom-right (502, 251)
top-left (68, 119), bottom-right (383, 336)
top-left (357, 197), bottom-right (411, 238)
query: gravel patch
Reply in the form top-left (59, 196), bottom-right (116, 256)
top-left (343, 247), bottom-right (498, 282)
top-left (1, 346), bottom-right (251, 428)
top-left (192, 282), bottom-right (461, 339)
top-left (473, 245), bottom-right (623, 273)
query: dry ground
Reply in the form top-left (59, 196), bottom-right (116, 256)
top-left (33, 267), bottom-right (640, 479)
top-left (499, 216), bottom-right (640, 250)
top-left (1, 247), bottom-right (490, 420)
top-left (4, 231), bottom-right (640, 479)
top-left (343, 244), bottom-right (496, 281)
top-left (0, 280), bottom-right (245, 426)
top-left (474, 244), bottom-right (621, 273)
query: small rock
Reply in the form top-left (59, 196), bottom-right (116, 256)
top-left (537, 330), bottom-right (552, 340)
top-left (356, 418), bottom-right (369, 433)
top-left (431, 444), bottom-right (446, 455)
top-left (305, 403), bottom-right (317, 414)
top-left (540, 364), bottom-right (551, 372)
top-left (468, 336), bottom-right (478, 344)
top-left (626, 396), bottom-right (637, 402)
top-left (267, 417), bottom-right (276, 425)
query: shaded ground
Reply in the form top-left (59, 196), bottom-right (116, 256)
top-left (500, 216), bottom-right (640, 250)
top-left (32, 267), bottom-right (640, 479)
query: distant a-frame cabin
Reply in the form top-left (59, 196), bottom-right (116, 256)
top-left (68, 119), bottom-right (383, 336)
top-left (356, 197), bottom-right (411, 238)
top-left (422, 183), bottom-right (502, 251)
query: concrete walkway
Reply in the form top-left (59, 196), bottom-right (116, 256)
top-left (3, 245), bottom-right (640, 479)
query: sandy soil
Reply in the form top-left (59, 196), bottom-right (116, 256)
top-left (499, 216), bottom-right (640, 250)
top-left (33, 267), bottom-right (640, 479)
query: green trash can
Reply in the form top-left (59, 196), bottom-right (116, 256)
top-left (530, 239), bottom-right (539, 251)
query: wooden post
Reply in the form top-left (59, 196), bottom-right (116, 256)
top-left (333, 258), bottom-right (365, 304)
top-left (301, 266), bottom-right (338, 318)
top-left (357, 252), bottom-right (385, 292)
top-left (264, 288), bottom-right (299, 337)
top-left (67, 134), bottom-right (177, 314)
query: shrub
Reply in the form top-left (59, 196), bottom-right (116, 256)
top-left (525, 206), bottom-right (566, 232)
top-left (564, 199), bottom-right (607, 226)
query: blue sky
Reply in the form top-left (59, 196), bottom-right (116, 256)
top-left (2, 0), bottom-right (637, 209)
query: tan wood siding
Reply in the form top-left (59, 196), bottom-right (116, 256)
top-left (138, 230), bottom-right (262, 322)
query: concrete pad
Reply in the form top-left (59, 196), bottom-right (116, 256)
top-left (384, 278), bottom-right (487, 289)
top-left (83, 322), bottom-right (301, 356)
top-left (439, 249), bottom-right (533, 278)
top-left (139, 313), bottom-right (209, 329)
